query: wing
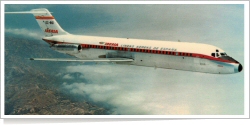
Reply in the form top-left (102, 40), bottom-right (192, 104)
top-left (29, 58), bottom-right (134, 62)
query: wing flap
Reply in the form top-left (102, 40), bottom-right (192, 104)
top-left (29, 58), bottom-right (134, 62)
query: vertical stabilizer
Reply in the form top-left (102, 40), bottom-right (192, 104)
top-left (30, 8), bottom-right (69, 36)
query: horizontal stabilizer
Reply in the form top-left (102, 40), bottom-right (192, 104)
top-left (5, 11), bottom-right (50, 14)
top-left (29, 58), bottom-right (134, 62)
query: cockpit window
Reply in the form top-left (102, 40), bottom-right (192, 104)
top-left (220, 53), bottom-right (227, 56)
top-left (220, 53), bottom-right (225, 56)
top-left (216, 53), bottom-right (219, 57)
top-left (212, 51), bottom-right (228, 58)
top-left (211, 53), bottom-right (215, 57)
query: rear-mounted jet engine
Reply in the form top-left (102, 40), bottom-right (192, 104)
top-left (51, 44), bottom-right (82, 54)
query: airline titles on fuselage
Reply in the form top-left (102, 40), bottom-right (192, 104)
top-left (104, 42), bottom-right (118, 46)
top-left (99, 42), bottom-right (177, 51)
top-left (100, 42), bottom-right (177, 51)
top-left (121, 44), bottom-right (177, 51)
top-left (160, 47), bottom-right (177, 51)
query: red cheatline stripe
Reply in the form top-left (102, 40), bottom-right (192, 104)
top-left (35, 16), bottom-right (54, 19)
top-left (42, 39), bottom-right (237, 64)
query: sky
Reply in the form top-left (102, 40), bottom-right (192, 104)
top-left (3, 3), bottom-right (247, 116)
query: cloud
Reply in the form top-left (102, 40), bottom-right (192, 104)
top-left (62, 74), bottom-right (74, 79)
top-left (61, 64), bottom-right (244, 115)
top-left (5, 28), bottom-right (43, 40)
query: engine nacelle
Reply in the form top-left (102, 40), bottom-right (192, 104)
top-left (51, 44), bottom-right (82, 54)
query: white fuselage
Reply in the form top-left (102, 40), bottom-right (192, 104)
top-left (43, 34), bottom-right (242, 74)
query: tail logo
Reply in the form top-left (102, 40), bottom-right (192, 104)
top-left (45, 28), bottom-right (58, 34)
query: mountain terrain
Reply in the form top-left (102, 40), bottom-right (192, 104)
top-left (4, 35), bottom-right (109, 115)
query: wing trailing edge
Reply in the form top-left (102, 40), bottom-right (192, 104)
top-left (29, 58), bottom-right (134, 62)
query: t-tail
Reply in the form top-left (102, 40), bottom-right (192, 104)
top-left (6, 8), bottom-right (69, 37)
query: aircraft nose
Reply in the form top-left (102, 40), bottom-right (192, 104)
top-left (238, 63), bottom-right (243, 72)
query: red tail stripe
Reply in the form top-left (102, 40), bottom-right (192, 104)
top-left (35, 16), bottom-right (54, 19)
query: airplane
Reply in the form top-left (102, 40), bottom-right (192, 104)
top-left (5, 8), bottom-right (243, 74)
